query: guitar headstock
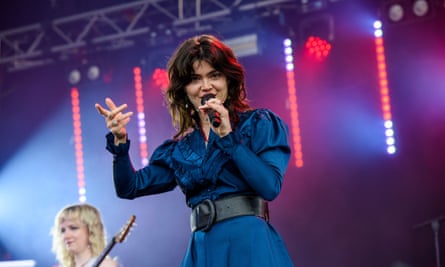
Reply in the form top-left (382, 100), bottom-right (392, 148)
top-left (114, 215), bottom-right (136, 243)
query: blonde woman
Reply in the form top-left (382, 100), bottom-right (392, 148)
top-left (51, 203), bottom-right (118, 267)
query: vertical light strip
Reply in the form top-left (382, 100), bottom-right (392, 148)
top-left (373, 21), bottom-right (397, 154)
top-left (133, 67), bottom-right (149, 166)
top-left (70, 88), bottom-right (87, 203)
top-left (283, 38), bottom-right (304, 167)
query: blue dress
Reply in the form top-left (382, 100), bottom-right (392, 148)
top-left (106, 108), bottom-right (294, 267)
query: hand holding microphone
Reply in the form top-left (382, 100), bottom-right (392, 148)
top-left (201, 93), bottom-right (222, 127)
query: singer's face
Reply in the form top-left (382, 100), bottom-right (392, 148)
top-left (185, 60), bottom-right (228, 110)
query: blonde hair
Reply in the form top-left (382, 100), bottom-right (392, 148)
top-left (51, 203), bottom-right (108, 267)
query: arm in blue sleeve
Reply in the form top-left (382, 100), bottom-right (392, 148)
top-left (215, 110), bottom-right (291, 201)
top-left (106, 133), bottom-right (177, 199)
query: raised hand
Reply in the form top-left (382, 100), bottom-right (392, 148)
top-left (95, 97), bottom-right (134, 144)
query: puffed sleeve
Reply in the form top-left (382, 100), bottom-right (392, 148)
top-left (215, 109), bottom-right (291, 200)
top-left (106, 133), bottom-right (177, 199)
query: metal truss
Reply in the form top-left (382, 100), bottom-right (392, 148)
top-left (0, 0), bottom-right (298, 72)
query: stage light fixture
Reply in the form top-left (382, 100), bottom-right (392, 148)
top-left (384, 0), bottom-right (435, 24)
top-left (412, 0), bottom-right (429, 17)
top-left (87, 65), bottom-right (100, 80)
top-left (68, 69), bottom-right (81, 85)
top-left (304, 36), bottom-right (331, 61)
top-left (223, 33), bottom-right (259, 58)
top-left (388, 3), bottom-right (405, 22)
top-left (67, 64), bottom-right (102, 84)
top-left (299, 14), bottom-right (335, 48)
top-left (299, 0), bottom-right (327, 13)
top-left (152, 68), bottom-right (169, 91)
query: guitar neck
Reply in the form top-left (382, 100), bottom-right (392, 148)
top-left (91, 238), bottom-right (116, 267)
top-left (91, 214), bottom-right (135, 267)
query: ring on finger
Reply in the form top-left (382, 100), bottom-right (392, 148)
top-left (111, 119), bottom-right (118, 126)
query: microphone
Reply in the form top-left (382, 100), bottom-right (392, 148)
top-left (201, 93), bottom-right (221, 127)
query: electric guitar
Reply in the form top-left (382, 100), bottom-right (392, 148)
top-left (92, 215), bottom-right (136, 267)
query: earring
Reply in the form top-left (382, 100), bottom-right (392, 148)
top-left (185, 103), bottom-right (189, 109)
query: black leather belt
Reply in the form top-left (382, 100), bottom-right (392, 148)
top-left (190, 195), bottom-right (269, 232)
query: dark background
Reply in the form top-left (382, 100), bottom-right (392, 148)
top-left (1, 1), bottom-right (444, 267)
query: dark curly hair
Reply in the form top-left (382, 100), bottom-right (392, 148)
top-left (165, 34), bottom-right (251, 139)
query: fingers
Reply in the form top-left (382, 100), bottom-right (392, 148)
top-left (96, 98), bottom-right (129, 119)
top-left (95, 97), bottom-right (116, 116)
top-left (107, 113), bottom-right (133, 130)
top-left (105, 97), bottom-right (115, 107)
top-left (106, 111), bottom-right (133, 128)
top-left (95, 103), bottom-right (107, 116)
top-left (199, 98), bottom-right (231, 135)
top-left (107, 104), bottom-right (128, 120)
top-left (113, 111), bottom-right (134, 125)
top-left (97, 97), bottom-right (133, 130)
top-left (105, 97), bottom-right (118, 113)
top-left (200, 98), bottom-right (225, 115)
top-left (199, 98), bottom-right (223, 112)
top-left (104, 98), bottom-right (129, 121)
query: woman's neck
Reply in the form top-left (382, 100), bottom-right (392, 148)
top-left (199, 121), bottom-right (210, 143)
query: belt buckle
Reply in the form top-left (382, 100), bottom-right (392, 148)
top-left (194, 199), bottom-right (216, 232)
